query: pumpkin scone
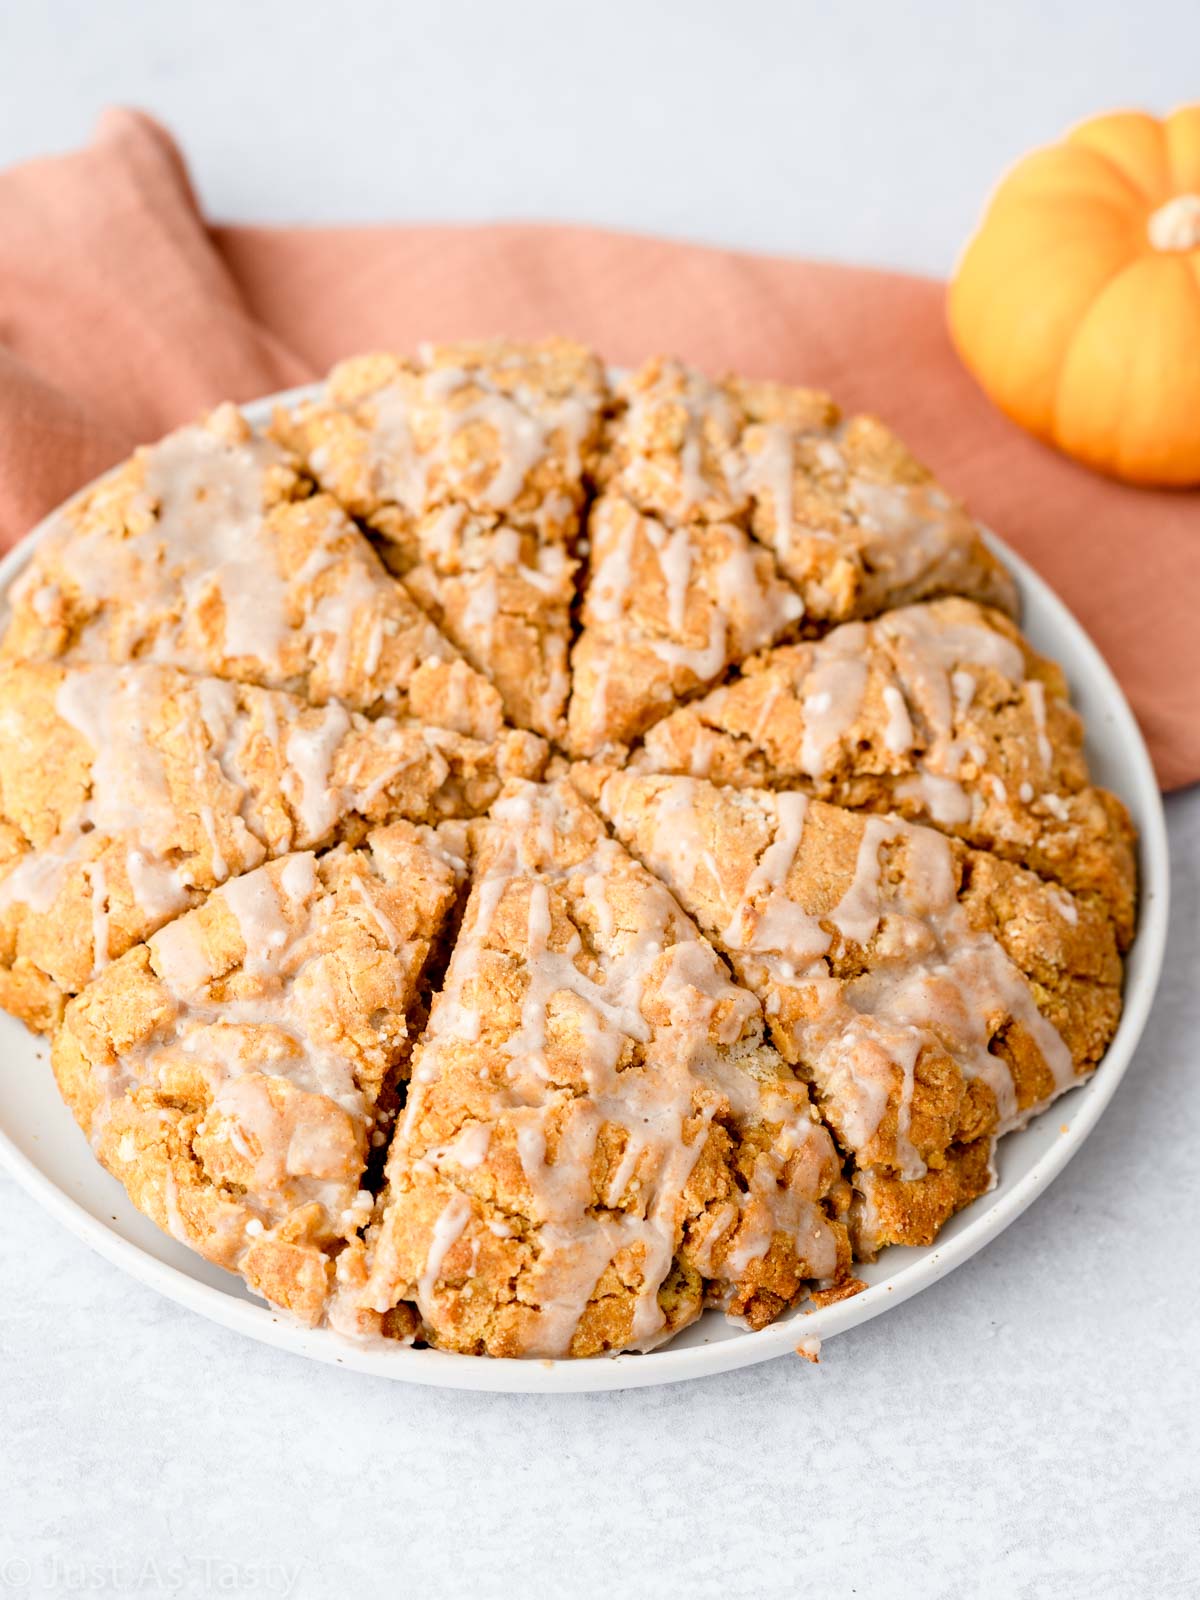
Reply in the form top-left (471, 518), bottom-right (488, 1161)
top-left (0, 340), bottom-right (1140, 1358)
top-left (51, 826), bottom-right (464, 1325)
top-left (273, 339), bottom-right (609, 740)
top-left (602, 356), bottom-right (1017, 624)
top-left (1, 404), bottom-right (503, 735)
top-left (0, 660), bottom-right (544, 1033)
top-left (566, 493), bottom-right (805, 757)
top-left (331, 780), bottom-right (852, 1357)
top-left (584, 770), bottom-right (1122, 1256)
top-left (632, 597), bottom-right (1137, 945)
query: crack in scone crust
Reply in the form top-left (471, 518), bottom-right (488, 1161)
top-left (0, 340), bottom-right (1134, 1358)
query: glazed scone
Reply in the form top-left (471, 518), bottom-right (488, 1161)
top-left (0, 339), bottom-right (1139, 1358)
top-left (332, 781), bottom-right (851, 1357)
top-left (586, 770), bottom-right (1123, 1256)
top-left (739, 407), bottom-right (1017, 625)
top-left (601, 357), bottom-right (1017, 624)
top-left (52, 827), bottom-right (464, 1325)
top-left (381, 506), bottom-right (576, 742)
top-left (632, 598), bottom-right (1137, 945)
top-left (273, 340), bottom-right (609, 739)
top-left (597, 356), bottom-right (763, 523)
top-left (0, 661), bottom-right (544, 1032)
top-left (274, 339), bottom-right (608, 547)
top-left (1, 404), bottom-right (503, 734)
top-left (565, 494), bottom-right (804, 757)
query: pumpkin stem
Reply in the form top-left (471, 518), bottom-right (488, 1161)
top-left (1148, 194), bottom-right (1200, 251)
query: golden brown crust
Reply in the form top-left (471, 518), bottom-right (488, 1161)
top-left (274, 339), bottom-right (607, 544)
top-left (52, 827), bottom-right (463, 1324)
top-left (332, 782), bottom-right (851, 1356)
top-left (0, 343), bottom-right (1137, 1350)
top-left (0, 659), bottom-right (543, 1030)
top-left (633, 598), bottom-right (1137, 945)
top-left (272, 340), bottom-right (608, 740)
top-left (1, 405), bottom-right (503, 732)
top-left (600, 357), bottom-right (1017, 623)
top-left (587, 770), bottom-right (1123, 1252)
top-left (566, 494), bottom-right (804, 758)
top-left (386, 507), bottom-right (577, 741)
top-left (850, 1140), bottom-right (996, 1256)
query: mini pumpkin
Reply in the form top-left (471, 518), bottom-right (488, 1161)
top-left (949, 105), bottom-right (1200, 487)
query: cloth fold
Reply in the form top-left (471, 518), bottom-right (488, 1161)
top-left (1, 108), bottom-right (1195, 786)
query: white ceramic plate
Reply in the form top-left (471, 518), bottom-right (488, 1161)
top-left (0, 389), bottom-right (1169, 1392)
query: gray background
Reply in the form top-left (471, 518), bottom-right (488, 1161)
top-left (1, 3), bottom-right (1198, 1596)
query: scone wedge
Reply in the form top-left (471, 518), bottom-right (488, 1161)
top-left (0, 660), bottom-right (544, 1031)
top-left (2, 404), bottom-right (503, 733)
top-left (633, 598), bottom-right (1136, 945)
top-left (585, 770), bottom-right (1123, 1257)
top-left (273, 339), bottom-right (609, 740)
top-left (566, 493), bottom-right (805, 757)
top-left (601, 356), bottom-right (1017, 625)
top-left (332, 781), bottom-right (852, 1356)
top-left (52, 826), bottom-right (464, 1325)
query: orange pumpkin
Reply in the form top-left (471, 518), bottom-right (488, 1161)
top-left (949, 105), bottom-right (1200, 487)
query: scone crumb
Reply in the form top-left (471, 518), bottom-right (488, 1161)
top-left (810, 1277), bottom-right (868, 1309)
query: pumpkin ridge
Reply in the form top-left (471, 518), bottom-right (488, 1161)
top-left (1053, 254), bottom-right (1200, 483)
top-left (1054, 253), bottom-right (1151, 359)
top-left (986, 143), bottom-right (1146, 222)
top-left (1036, 257), bottom-right (1144, 446)
top-left (953, 241), bottom-right (1139, 443)
top-left (1060, 142), bottom-right (1155, 212)
top-left (1066, 111), bottom-right (1170, 205)
top-left (1163, 104), bottom-right (1200, 193)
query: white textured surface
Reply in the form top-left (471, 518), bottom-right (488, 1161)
top-left (1, 3), bottom-right (1198, 1595)
top-left (0, 0), bottom-right (1198, 272)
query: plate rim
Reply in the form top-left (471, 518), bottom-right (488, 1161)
top-left (0, 387), bottom-right (1170, 1394)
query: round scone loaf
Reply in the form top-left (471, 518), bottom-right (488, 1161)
top-left (0, 340), bottom-right (1135, 1358)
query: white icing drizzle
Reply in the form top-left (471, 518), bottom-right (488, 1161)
top-left (578, 498), bottom-right (803, 743)
top-left (600, 778), bottom-right (1078, 1186)
top-left (79, 845), bottom-right (436, 1295)
top-left (648, 614), bottom-right (728, 680)
top-left (881, 685), bottom-right (914, 755)
top-left (798, 623), bottom-right (870, 776)
top-left (367, 362), bottom-right (594, 522)
top-left (618, 360), bottom-right (742, 514)
top-left (740, 424), bottom-right (796, 558)
top-left (951, 669), bottom-right (976, 714)
top-left (283, 702), bottom-right (354, 840)
top-left (1025, 679), bottom-right (1053, 770)
top-left (18, 409), bottom-right (433, 702)
top-left (656, 523), bottom-right (695, 634)
top-left (416, 1192), bottom-right (473, 1315)
top-left (366, 783), bottom-right (841, 1357)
